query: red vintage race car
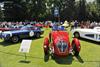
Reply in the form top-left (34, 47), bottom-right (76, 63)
top-left (43, 26), bottom-right (81, 59)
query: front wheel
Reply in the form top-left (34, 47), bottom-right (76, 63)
top-left (36, 33), bottom-right (40, 38)
top-left (74, 32), bottom-right (80, 38)
top-left (74, 51), bottom-right (79, 56)
top-left (11, 36), bottom-right (19, 43)
top-left (44, 47), bottom-right (49, 56)
top-left (51, 53), bottom-right (55, 59)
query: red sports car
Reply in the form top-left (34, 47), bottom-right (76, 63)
top-left (43, 27), bottom-right (81, 58)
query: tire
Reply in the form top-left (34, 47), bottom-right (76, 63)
top-left (74, 32), bottom-right (80, 38)
top-left (51, 53), bottom-right (55, 59)
top-left (44, 47), bottom-right (49, 62)
top-left (36, 33), bottom-right (40, 38)
top-left (44, 51), bottom-right (49, 56)
top-left (74, 51), bottom-right (79, 56)
top-left (11, 36), bottom-right (19, 43)
top-left (44, 47), bottom-right (49, 56)
top-left (44, 37), bottom-right (49, 56)
top-left (72, 44), bottom-right (79, 56)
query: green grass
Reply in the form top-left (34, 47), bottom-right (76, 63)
top-left (0, 27), bottom-right (100, 67)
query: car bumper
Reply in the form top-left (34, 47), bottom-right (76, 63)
top-left (0, 34), bottom-right (10, 40)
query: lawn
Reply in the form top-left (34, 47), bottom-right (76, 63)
top-left (0, 27), bottom-right (100, 67)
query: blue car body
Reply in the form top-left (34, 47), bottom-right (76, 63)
top-left (52, 26), bottom-right (65, 31)
top-left (0, 25), bottom-right (44, 42)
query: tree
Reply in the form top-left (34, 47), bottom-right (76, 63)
top-left (0, 6), bottom-right (4, 20)
top-left (1, 0), bottom-right (99, 21)
top-left (60, 0), bottom-right (76, 21)
top-left (78, 0), bottom-right (87, 21)
top-left (31, 0), bottom-right (46, 20)
top-left (86, 1), bottom-right (99, 21)
top-left (96, 0), bottom-right (100, 21)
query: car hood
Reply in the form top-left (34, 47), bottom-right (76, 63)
top-left (51, 31), bottom-right (69, 45)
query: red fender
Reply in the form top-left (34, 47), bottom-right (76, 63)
top-left (72, 38), bottom-right (81, 52)
top-left (43, 37), bottom-right (49, 53)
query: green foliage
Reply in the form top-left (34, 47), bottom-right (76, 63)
top-left (0, 7), bottom-right (4, 21)
top-left (1, 0), bottom-right (100, 21)
top-left (0, 7), bottom-right (2, 18)
top-left (59, 0), bottom-right (76, 20)
top-left (78, 0), bottom-right (87, 21)
top-left (96, 0), bottom-right (100, 16)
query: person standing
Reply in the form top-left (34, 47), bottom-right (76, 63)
top-left (74, 20), bottom-right (78, 29)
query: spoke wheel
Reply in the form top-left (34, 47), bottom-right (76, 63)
top-left (36, 33), bottom-right (40, 38)
top-left (11, 36), bottom-right (19, 43)
top-left (74, 32), bottom-right (80, 38)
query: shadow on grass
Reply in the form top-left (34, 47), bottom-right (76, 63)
top-left (0, 50), bottom-right (43, 59)
top-left (75, 55), bottom-right (100, 63)
top-left (1, 50), bottom-right (100, 64)
top-left (44, 54), bottom-right (73, 65)
top-left (30, 36), bottom-right (44, 40)
top-left (79, 38), bottom-right (100, 45)
top-left (0, 36), bottom-right (43, 46)
top-left (75, 55), bottom-right (84, 63)
top-left (44, 53), bottom-right (85, 65)
top-left (0, 40), bottom-right (18, 46)
top-left (19, 60), bottom-right (31, 64)
top-left (44, 54), bottom-right (50, 62)
top-left (54, 54), bottom-right (74, 65)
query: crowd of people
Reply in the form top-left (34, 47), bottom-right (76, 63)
top-left (80, 21), bottom-right (100, 29)
top-left (0, 21), bottom-right (36, 28)
top-left (71, 20), bottom-right (100, 29)
top-left (0, 20), bottom-right (100, 29)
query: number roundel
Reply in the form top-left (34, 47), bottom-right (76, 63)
top-left (29, 31), bottom-right (34, 37)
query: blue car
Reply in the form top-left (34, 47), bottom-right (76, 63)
top-left (52, 26), bottom-right (65, 31)
top-left (0, 25), bottom-right (44, 43)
